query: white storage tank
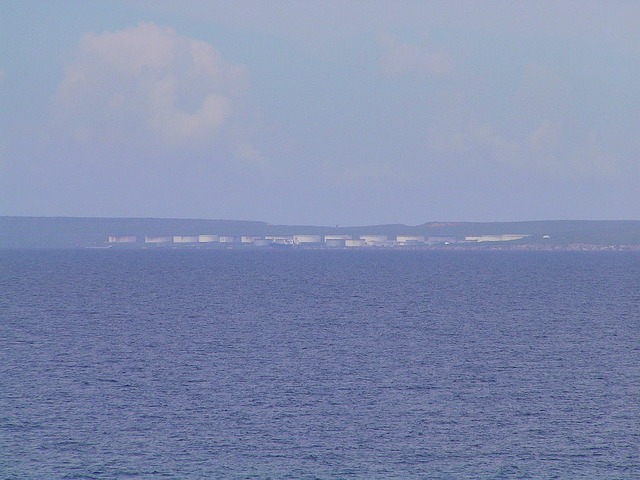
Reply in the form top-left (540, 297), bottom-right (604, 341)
top-left (293, 235), bottom-right (322, 245)
top-left (198, 235), bottom-right (219, 243)
top-left (108, 235), bottom-right (136, 243)
top-left (324, 234), bottom-right (352, 241)
top-left (397, 235), bottom-right (425, 244)
top-left (360, 235), bottom-right (387, 245)
top-left (427, 236), bottom-right (456, 244)
top-left (465, 234), bottom-right (528, 243)
top-left (345, 239), bottom-right (367, 247)
top-left (173, 236), bottom-right (199, 243)
top-left (266, 236), bottom-right (293, 245)
top-left (144, 236), bottom-right (172, 243)
top-left (253, 239), bottom-right (272, 247)
top-left (325, 239), bottom-right (346, 248)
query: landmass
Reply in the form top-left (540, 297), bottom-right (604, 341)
top-left (2, 216), bottom-right (640, 250)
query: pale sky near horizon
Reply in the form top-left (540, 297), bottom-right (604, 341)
top-left (1, 1), bottom-right (639, 225)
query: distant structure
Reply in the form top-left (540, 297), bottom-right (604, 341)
top-left (427, 236), bottom-right (456, 244)
top-left (397, 235), bottom-right (425, 245)
top-left (173, 236), bottom-right (199, 243)
top-left (253, 239), bottom-right (272, 247)
top-left (105, 231), bottom-right (533, 249)
top-left (9, 216), bottom-right (640, 250)
top-left (325, 234), bottom-right (351, 248)
top-left (345, 239), bottom-right (367, 247)
top-left (144, 236), bottom-right (172, 243)
top-left (465, 234), bottom-right (528, 242)
top-left (324, 235), bottom-right (352, 241)
top-left (266, 236), bottom-right (292, 245)
top-left (198, 235), bottom-right (218, 243)
top-left (293, 235), bottom-right (322, 245)
top-left (360, 235), bottom-right (388, 246)
top-left (108, 235), bottom-right (136, 244)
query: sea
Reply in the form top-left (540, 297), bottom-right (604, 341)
top-left (1, 249), bottom-right (639, 479)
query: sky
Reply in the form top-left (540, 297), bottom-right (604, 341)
top-left (1, 0), bottom-right (639, 226)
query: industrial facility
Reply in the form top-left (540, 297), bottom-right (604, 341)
top-left (106, 232), bottom-right (530, 248)
top-left (8, 217), bottom-right (639, 250)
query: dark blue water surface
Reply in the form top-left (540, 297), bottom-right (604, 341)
top-left (1, 250), bottom-right (639, 479)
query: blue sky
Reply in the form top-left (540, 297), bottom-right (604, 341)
top-left (1, 1), bottom-right (639, 225)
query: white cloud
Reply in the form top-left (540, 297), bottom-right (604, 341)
top-left (56, 22), bottom-right (247, 147)
top-left (526, 120), bottom-right (562, 152)
top-left (315, 156), bottom-right (420, 190)
top-left (236, 142), bottom-right (268, 167)
top-left (471, 125), bottom-right (520, 163)
top-left (521, 64), bottom-right (569, 96)
top-left (426, 125), bottom-right (520, 166)
top-left (573, 131), bottom-right (619, 177)
top-left (426, 129), bottom-right (468, 155)
top-left (426, 119), bottom-right (624, 182)
top-left (159, 1), bottom-right (640, 52)
top-left (379, 33), bottom-right (452, 78)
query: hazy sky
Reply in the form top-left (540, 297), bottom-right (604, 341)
top-left (1, 1), bottom-right (639, 225)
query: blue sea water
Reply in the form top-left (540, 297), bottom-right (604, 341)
top-left (1, 249), bottom-right (639, 479)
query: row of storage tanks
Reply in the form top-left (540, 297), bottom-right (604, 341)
top-left (108, 234), bottom-right (448, 247)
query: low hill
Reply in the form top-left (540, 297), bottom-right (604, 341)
top-left (1, 216), bottom-right (640, 249)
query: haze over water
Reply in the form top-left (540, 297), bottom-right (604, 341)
top-left (2, 250), bottom-right (639, 478)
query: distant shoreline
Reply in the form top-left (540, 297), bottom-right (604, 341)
top-left (2, 216), bottom-right (640, 249)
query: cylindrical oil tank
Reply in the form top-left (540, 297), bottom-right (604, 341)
top-left (325, 239), bottom-right (346, 247)
top-left (293, 235), bottom-right (322, 245)
top-left (144, 236), bottom-right (172, 243)
top-left (173, 236), bottom-right (199, 243)
top-left (266, 236), bottom-right (293, 245)
top-left (324, 234), bottom-right (352, 241)
top-left (345, 239), bottom-right (367, 247)
top-left (360, 235), bottom-right (387, 243)
top-left (396, 235), bottom-right (425, 244)
top-left (360, 235), bottom-right (388, 246)
top-left (108, 235), bottom-right (137, 243)
top-left (198, 235), bottom-right (219, 243)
